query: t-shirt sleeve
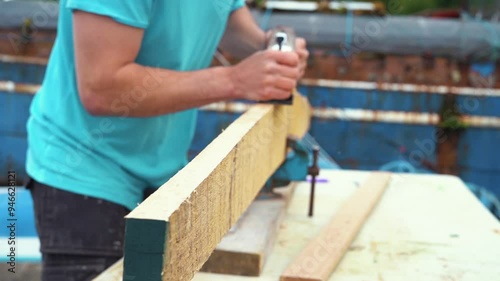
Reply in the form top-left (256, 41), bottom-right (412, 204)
top-left (231, 0), bottom-right (246, 12)
top-left (66, 0), bottom-right (154, 29)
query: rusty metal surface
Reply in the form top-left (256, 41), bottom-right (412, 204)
top-left (0, 1), bottom-right (58, 29)
top-left (313, 108), bottom-right (500, 127)
top-left (301, 78), bottom-right (500, 96)
top-left (0, 29), bottom-right (55, 58)
top-left (0, 80), bottom-right (39, 94)
top-left (3, 78), bottom-right (500, 128)
top-left (0, 54), bottom-right (48, 65)
top-left (436, 130), bottom-right (461, 175)
top-left (219, 51), bottom-right (500, 88)
top-left (2, 83), bottom-right (500, 196)
top-left (205, 104), bottom-right (500, 128)
top-left (1, 3), bottom-right (500, 88)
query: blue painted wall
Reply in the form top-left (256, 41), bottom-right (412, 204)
top-left (1, 62), bottom-right (499, 199)
top-left (0, 62), bottom-right (46, 83)
top-left (0, 92), bottom-right (31, 181)
top-left (298, 85), bottom-right (444, 113)
top-left (298, 84), bottom-right (500, 198)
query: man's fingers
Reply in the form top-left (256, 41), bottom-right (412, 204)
top-left (274, 77), bottom-right (297, 91)
top-left (296, 37), bottom-right (307, 50)
top-left (299, 69), bottom-right (305, 78)
top-left (267, 50), bottom-right (299, 67)
top-left (297, 48), bottom-right (309, 60)
top-left (263, 87), bottom-right (292, 101)
top-left (261, 76), bottom-right (295, 101)
top-left (299, 60), bottom-right (307, 71)
top-left (270, 64), bottom-right (300, 80)
top-left (294, 37), bottom-right (308, 79)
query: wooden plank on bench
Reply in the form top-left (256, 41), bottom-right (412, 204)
top-left (200, 183), bottom-right (296, 276)
top-left (94, 94), bottom-right (310, 281)
top-left (280, 172), bottom-right (392, 281)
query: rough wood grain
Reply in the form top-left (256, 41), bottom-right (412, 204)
top-left (200, 183), bottom-right (296, 276)
top-left (115, 95), bottom-right (310, 281)
top-left (280, 172), bottom-right (392, 281)
top-left (288, 91), bottom-right (311, 140)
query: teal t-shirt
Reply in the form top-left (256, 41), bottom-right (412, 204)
top-left (27, 0), bottom-right (245, 210)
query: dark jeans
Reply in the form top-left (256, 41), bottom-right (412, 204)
top-left (28, 179), bottom-right (153, 281)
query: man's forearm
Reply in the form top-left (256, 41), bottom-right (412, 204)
top-left (82, 63), bottom-right (235, 117)
top-left (73, 10), bottom-right (300, 118)
top-left (219, 7), bottom-right (266, 59)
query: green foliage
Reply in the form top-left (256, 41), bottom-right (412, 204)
top-left (380, 0), bottom-right (460, 15)
top-left (438, 95), bottom-right (468, 131)
top-left (438, 114), bottom-right (468, 130)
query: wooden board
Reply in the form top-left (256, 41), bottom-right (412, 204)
top-left (96, 95), bottom-right (310, 281)
top-left (280, 172), bottom-right (392, 281)
top-left (193, 170), bottom-right (500, 281)
top-left (200, 183), bottom-right (296, 276)
top-left (287, 91), bottom-right (311, 140)
top-left (92, 185), bottom-right (297, 281)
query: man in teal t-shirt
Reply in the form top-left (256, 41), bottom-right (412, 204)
top-left (26, 1), bottom-right (308, 280)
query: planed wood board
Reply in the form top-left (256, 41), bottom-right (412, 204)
top-left (287, 91), bottom-right (311, 140)
top-left (280, 172), bottom-right (392, 281)
top-left (94, 93), bottom-right (311, 281)
top-left (200, 183), bottom-right (297, 276)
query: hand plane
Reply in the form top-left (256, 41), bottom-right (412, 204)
top-left (264, 26), bottom-right (296, 105)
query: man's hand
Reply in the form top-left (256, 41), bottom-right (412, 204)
top-left (229, 50), bottom-right (300, 102)
top-left (295, 37), bottom-right (309, 78)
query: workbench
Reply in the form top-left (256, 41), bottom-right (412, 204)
top-left (194, 170), bottom-right (500, 281)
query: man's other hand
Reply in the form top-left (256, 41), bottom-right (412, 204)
top-left (229, 50), bottom-right (300, 102)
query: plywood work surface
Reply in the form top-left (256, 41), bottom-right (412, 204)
top-left (194, 170), bottom-right (500, 281)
